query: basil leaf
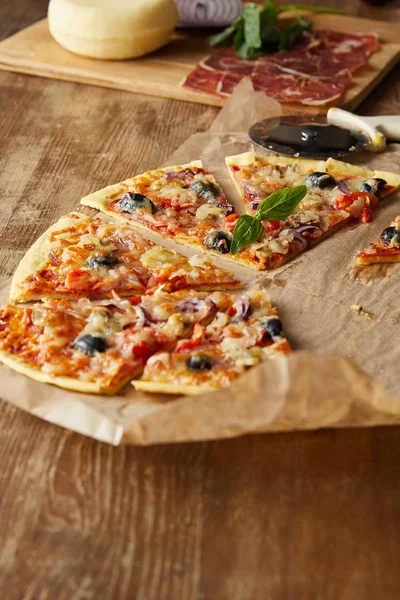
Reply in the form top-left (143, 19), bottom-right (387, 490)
top-left (231, 215), bottom-right (265, 255)
top-left (243, 4), bottom-right (262, 50)
top-left (255, 185), bottom-right (307, 222)
top-left (278, 15), bottom-right (311, 50)
top-left (209, 23), bottom-right (237, 48)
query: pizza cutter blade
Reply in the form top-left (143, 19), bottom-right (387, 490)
top-left (249, 114), bottom-right (369, 159)
top-left (249, 109), bottom-right (400, 159)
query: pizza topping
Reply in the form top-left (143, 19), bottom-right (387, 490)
top-left (305, 172), bottom-right (336, 189)
top-left (359, 178), bottom-right (387, 194)
top-left (195, 204), bottom-right (227, 220)
top-left (120, 192), bottom-right (157, 215)
top-left (204, 230), bottom-right (232, 254)
top-left (229, 297), bottom-right (252, 322)
top-left (380, 226), bottom-right (396, 244)
top-left (262, 317), bottom-right (283, 340)
top-left (190, 180), bottom-right (219, 199)
top-left (186, 354), bottom-right (213, 372)
top-left (174, 298), bottom-right (217, 323)
top-left (335, 191), bottom-right (378, 220)
top-left (381, 226), bottom-right (400, 247)
top-left (74, 334), bottom-right (108, 356)
top-left (87, 252), bottom-right (118, 270)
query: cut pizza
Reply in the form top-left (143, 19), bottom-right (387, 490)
top-left (0, 289), bottom-right (291, 395)
top-left (81, 158), bottom-right (400, 272)
top-left (133, 289), bottom-right (291, 395)
top-left (10, 212), bottom-right (241, 303)
top-left (226, 152), bottom-right (400, 269)
top-left (356, 215), bottom-right (400, 265)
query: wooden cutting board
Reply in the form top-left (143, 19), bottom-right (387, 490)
top-left (0, 14), bottom-right (399, 114)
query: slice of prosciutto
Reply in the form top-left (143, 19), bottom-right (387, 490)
top-left (181, 29), bottom-right (379, 107)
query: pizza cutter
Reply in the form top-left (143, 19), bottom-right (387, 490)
top-left (249, 108), bottom-right (400, 159)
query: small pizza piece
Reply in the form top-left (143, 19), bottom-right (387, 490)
top-left (0, 298), bottom-right (170, 394)
top-left (10, 212), bottom-right (241, 303)
top-left (225, 152), bottom-right (400, 269)
top-left (356, 215), bottom-right (400, 265)
top-left (133, 289), bottom-right (291, 395)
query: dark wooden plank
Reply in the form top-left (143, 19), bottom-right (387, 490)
top-left (1, 2), bottom-right (400, 599)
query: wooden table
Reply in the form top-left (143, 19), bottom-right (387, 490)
top-left (1, 1), bottom-right (400, 598)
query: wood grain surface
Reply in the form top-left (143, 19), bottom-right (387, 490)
top-left (1, 1), bottom-right (400, 598)
top-left (0, 12), bottom-right (399, 114)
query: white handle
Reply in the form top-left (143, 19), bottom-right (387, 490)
top-left (361, 116), bottom-right (400, 141)
top-left (327, 107), bottom-right (385, 152)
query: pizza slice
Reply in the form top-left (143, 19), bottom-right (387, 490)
top-left (10, 212), bottom-right (241, 304)
top-left (356, 215), bottom-right (400, 265)
top-left (132, 289), bottom-right (291, 395)
top-left (0, 289), bottom-right (242, 394)
top-left (79, 161), bottom-right (273, 271)
top-left (225, 152), bottom-right (400, 269)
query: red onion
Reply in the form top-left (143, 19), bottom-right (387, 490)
top-left (290, 230), bottom-right (309, 251)
top-left (176, 0), bottom-right (242, 28)
top-left (337, 178), bottom-right (353, 195)
top-left (231, 297), bottom-right (252, 322)
top-left (248, 200), bottom-right (261, 212)
top-left (296, 224), bottom-right (322, 237)
top-left (175, 298), bottom-right (217, 322)
top-left (208, 200), bottom-right (234, 213)
top-left (48, 251), bottom-right (62, 264)
top-left (133, 306), bottom-right (147, 328)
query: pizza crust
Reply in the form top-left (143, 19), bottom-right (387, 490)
top-left (225, 151), bottom-right (325, 174)
top-left (0, 349), bottom-right (135, 395)
top-left (132, 379), bottom-right (216, 396)
top-left (10, 212), bottom-right (91, 304)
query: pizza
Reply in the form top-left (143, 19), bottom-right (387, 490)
top-left (356, 215), bottom-right (400, 265)
top-left (133, 289), bottom-right (291, 395)
top-left (0, 289), bottom-right (290, 395)
top-left (81, 158), bottom-right (400, 272)
top-left (10, 212), bottom-right (241, 303)
top-left (226, 152), bottom-right (400, 269)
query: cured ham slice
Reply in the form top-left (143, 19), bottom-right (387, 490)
top-left (182, 30), bottom-right (379, 107)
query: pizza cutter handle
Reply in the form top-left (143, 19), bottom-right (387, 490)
top-left (362, 116), bottom-right (400, 141)
top-left (327, 108), bottom-right (386, 152)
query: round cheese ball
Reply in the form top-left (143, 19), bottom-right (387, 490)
top-left (48, 0), bottom-right (179, 60)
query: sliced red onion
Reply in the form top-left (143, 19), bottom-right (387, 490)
top-left (176, 0), bottom-right (242, 28)
top-left (296, 224), bottom-right (322, 237)
top-left (175, 298), bottom-right (217, 322)
top-left (337, 178), bottom-right (352, 195)
top-left (48, 251), bottom-right (62, 264)
top-left (290, 231), bottom-right (309, 251)
top-left (248, 200), bottom-right (261, 212)
top-left (231, 297), bottom-right (252, 322)
top-left (133, 305), bottom-right (147, 328)
top-left (208, 199), bottom-right (234, 213)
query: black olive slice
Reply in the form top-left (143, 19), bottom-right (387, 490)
top-left (74, 334), bottom-right (107, 356)
top-left (262, 317), bottom-right (283, 339)
top-left (190, 180), bottom-right (219, 198)
top-left (186, 354), bottom-right (213, 372)
top-left (87, 252), bottom-right (118, 270)
top-left (305, 172), bottom-right (336, 189)
top-left (204, 230), bottom-right (232, 254)
top-left (380, 226), bottom-right (396, 244)
top-left (359, 178), bottom-right (387, 194)
top-left (120, 192), bottom-right (157, 214)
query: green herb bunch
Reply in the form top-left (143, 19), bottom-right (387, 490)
top-left (210, 1), bottom-right (343, 59)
